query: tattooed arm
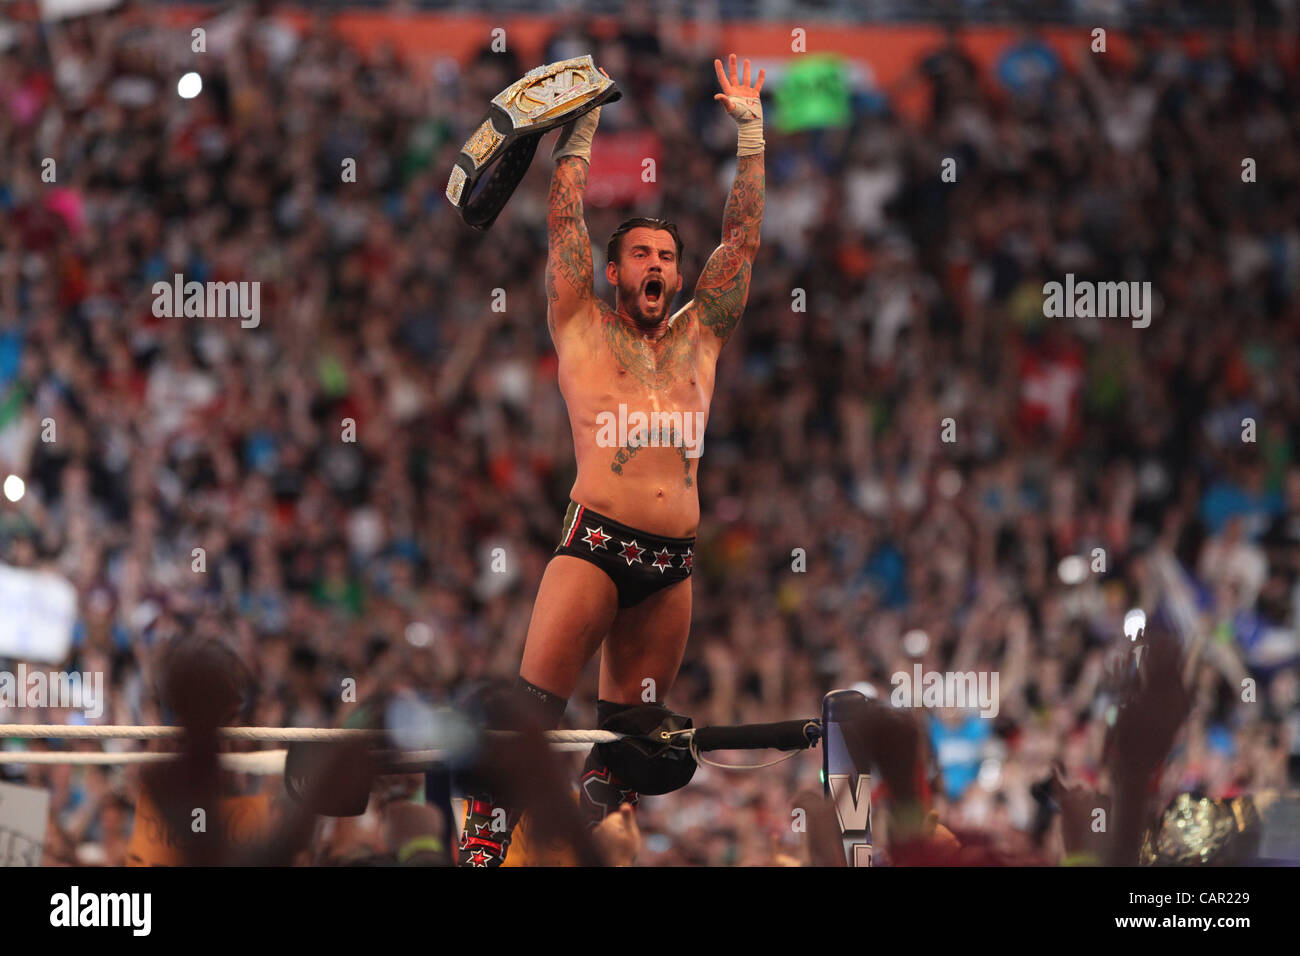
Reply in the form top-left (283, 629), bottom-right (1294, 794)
top-left (546, 155), bottom-right (597, 338)
top-left (694, 152), bottom-right (763, 350)
top-left (696, 55), bottom-right (765, 353)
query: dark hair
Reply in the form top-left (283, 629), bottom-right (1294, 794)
top-left (606, 217), bottom-right (684, 267)
top-left (156, 637), bottom-right (255, 730)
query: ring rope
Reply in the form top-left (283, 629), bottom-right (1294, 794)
top-left (0, 725), bottom-right (620, 744)
top-left (0, 725), bottom-right (379, 741)
top-left (0, 727), bottom-right (801, 771)
top-left (0, 750), bottom-right (292, 773)
top-left (485, 729), bottom-right (619, 744)
top-left (0, 743), bottom-right (595, 771)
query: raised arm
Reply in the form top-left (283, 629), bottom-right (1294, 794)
top-left (546, 158), bottom-right (597, 334)
top-left (695, 55), bottom-right (765, 352)
top-left (546, 103), bottom-right (604, 337)
top-left (695, 153), bottom-right (763, 346)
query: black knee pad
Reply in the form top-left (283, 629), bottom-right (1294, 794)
top-left (592, 701), bottom-right (696, 795)
top-left (596, 698), bottom-right (639, 727)
top-left (451, 678), bottom-right (567, 798)
top-left (514, 677), bottom-right (568, 731)
top-left (456, 678), bottom-right (567, 731)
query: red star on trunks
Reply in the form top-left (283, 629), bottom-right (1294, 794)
top-left (582, 525), bottom-right (611, 550)
top-left (651, 547), bottom-right (674, 573)
top-left (619, 539), bottom-right (645, 565)
top-left (462, 835), bottom-right (505, 863)
top-left (679, 547), bottom-right (693, 570)
top-left (580, 766), bottom-right (641, 822)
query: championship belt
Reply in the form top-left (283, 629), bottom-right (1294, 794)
top-left (446, 55), bottom-right (621, 231)
top-left (1139, 793), bottom-right (1261, 865)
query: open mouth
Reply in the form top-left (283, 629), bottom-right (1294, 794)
top-left (644, 279), bottom-right (663, 304)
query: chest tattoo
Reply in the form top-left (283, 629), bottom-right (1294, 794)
top-left (600, 309), bottom-right (697, 390)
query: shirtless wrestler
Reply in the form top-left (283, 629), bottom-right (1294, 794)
top-left (459, 54), bottom-right (765, 867)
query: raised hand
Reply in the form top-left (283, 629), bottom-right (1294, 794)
top-left (593, 802), bottom-right (641, 867)
top-left (713, 53), bottom-right (765, 116)
top-left (1109, 625), bottom-right (1192, 781)
top-left (1050, 763), bottom-right (1111, 863)
top-left (1104, 624), bottom-right (1192, 865)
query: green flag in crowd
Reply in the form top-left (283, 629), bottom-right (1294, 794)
top-left (774, 54), bottom-right (852, 133)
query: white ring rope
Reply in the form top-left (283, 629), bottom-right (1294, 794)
top-left (0, 724), bottom-right (618, 776)
top-left (0, 725), bottom-right (378, 741)
top-left (485, 729), bottom-right (619, 744)
top-left (0, 725), bottom-right (620, 744)
top-left (0, 750), bottom-right (291, 773)
top-left (0, 725), bottom-right (810, 772)
top-left (0, 740), bottom-right (598, 772)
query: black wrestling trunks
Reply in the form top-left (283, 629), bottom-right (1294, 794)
top-left (554, 500), bottom-right (695, 608)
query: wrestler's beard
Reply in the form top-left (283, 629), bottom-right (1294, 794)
top-left (620, 278), bottom-right (671, 327)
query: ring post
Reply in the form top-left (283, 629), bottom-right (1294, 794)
top-left (821, 690), bottom-right (872, 867)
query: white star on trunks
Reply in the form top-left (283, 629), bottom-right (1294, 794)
top-left (582, 525), bottom-right (611, 550)
top-left (679, 547), bottom-right (693, 571)
top-left (651, 548), bottom-right (674, 573)
top-left (619, 540), bottom-right (645, 565)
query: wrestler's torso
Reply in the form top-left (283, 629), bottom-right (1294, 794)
top-left (554, 301), bottom-right (716, 538)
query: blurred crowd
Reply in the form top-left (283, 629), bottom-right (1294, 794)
top-left (1, 3), bottom-right (1298, 865)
